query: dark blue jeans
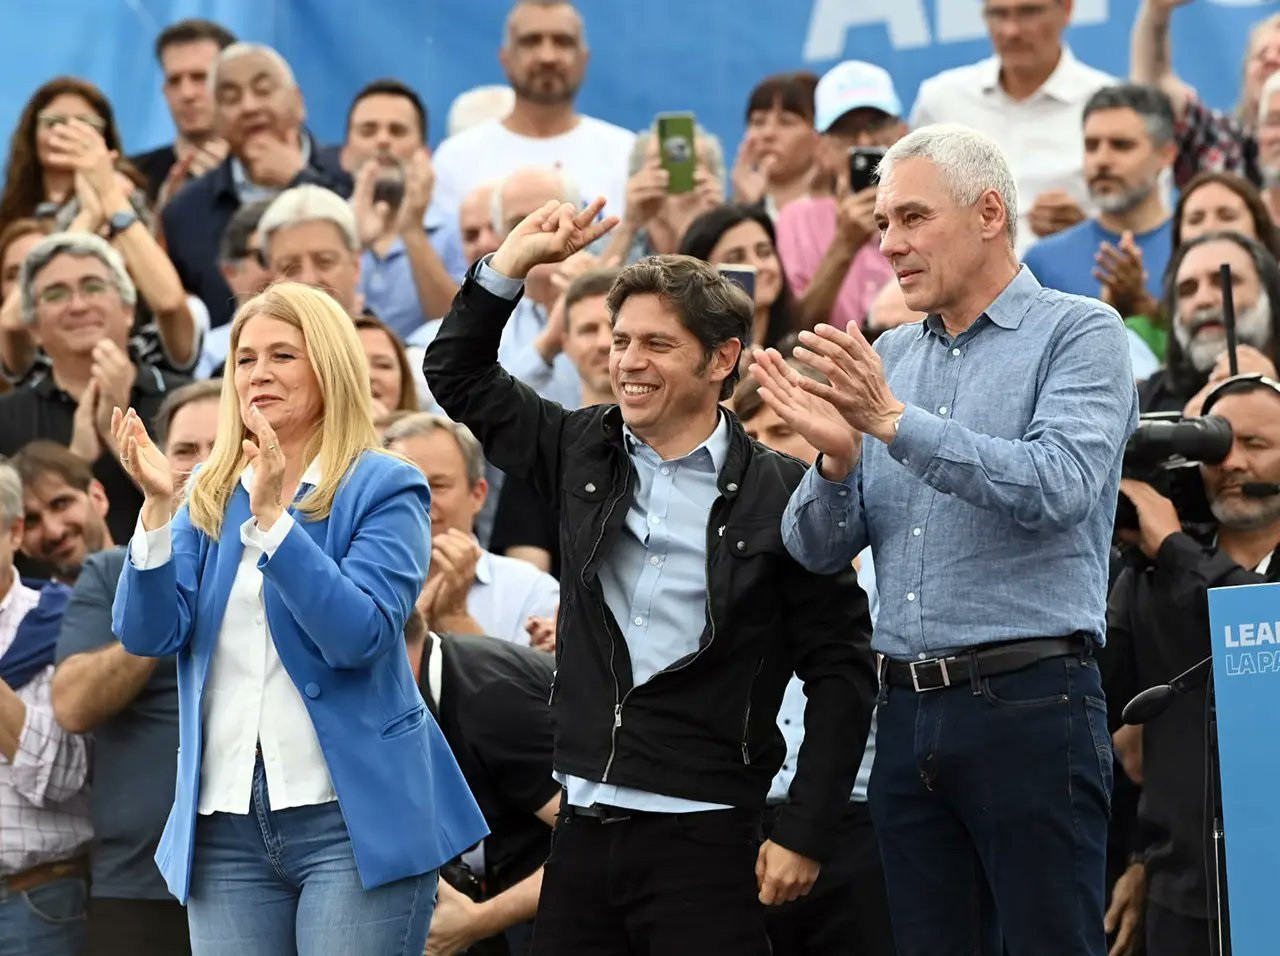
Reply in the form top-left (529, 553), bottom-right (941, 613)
top-left (868, 652), bottom-right (1112, 956)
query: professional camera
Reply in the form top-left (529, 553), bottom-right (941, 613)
top-left (1116, 412), bottom-right (1233, 531)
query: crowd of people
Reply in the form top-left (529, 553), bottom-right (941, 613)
top-left (1, 0), bottom-right (1279, 953)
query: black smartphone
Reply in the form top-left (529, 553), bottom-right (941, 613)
top-left (373, 176), bottom-right (405, 210)
top-left (848, 146), bottom-right (886, 193)
top-left (718, 264), bottom-right (757, 301)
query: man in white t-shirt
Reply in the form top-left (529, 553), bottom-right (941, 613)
top-left (910, 0), bottom-right (1113, 254)
top-left (426, 0), bottom-right (634, 278)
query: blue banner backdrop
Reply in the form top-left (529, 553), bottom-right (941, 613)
top-left (0, 1), bottom-right (1273, 171)
top-left (1208, 580), bottom-right (1280, 955)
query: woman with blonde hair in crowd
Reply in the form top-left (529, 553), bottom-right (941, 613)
top-left (109, 281), bottom-right (486, 955)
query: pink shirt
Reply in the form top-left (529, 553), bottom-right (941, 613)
top-left (775, 196), bottom-right (895, 330)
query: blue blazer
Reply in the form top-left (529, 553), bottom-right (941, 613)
top-left (112, 450), bottom-right (488, 903)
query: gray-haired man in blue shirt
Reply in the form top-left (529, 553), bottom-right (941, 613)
top-left (749, 123), bottom-right (1138, 956)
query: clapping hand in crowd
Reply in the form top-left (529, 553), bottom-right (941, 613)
top-left (71, 340), bottom-right (137, 463)
top-left (419, 529), bottom-right (483, 633)
top-left (155, 138), bottom-right (229, 211)
top-left (44, 117), bottom-right (137, 234)
top-left (1095, 231), bottom-right (1158, 319)
top-left (112, 405), bottom-right (175, 531)
top-left (351, 147), bottom-right (436, 247)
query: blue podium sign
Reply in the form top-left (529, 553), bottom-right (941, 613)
top-left (1208, 581), bottom-right (1280, 955)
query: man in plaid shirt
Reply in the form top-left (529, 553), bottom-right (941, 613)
top-left (0, 456), bottom-right (90, 955)
top-left (1130, 0), bottom-right (1278, 188)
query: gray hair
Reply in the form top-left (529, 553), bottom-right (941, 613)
top-left (1259, 69), bottom-right (1280, 129)
top-left (628, 125), bottom-right (726, 184)
top-left (1083, 83), bottom-right (1176, 147)
top-left (879, 124), bottom-right (1019, 246)
top-left (210, 42), bottom-right (297, 94)
top-left (383, 412), bottom-right (486, 486)
top-left (0, 459), bottom-right (20, 527)
top-left (502, 0), bottom-right (587, 50)
top-left (447, 85), bottom-right (515, 137)
top-left (258, 185), bottom-right (359, 256)
top-left (490, 166), bottom-right (583, 236)
top-left (20, 232), bottom-right (137, 326)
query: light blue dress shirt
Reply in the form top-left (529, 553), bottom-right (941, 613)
top-left (559, 413), bottom-right (734, 813)
top-left (783, 266), bottom-right (1138, 661)
top-left (359, 238), bottom-right (427, 339)
top-left (768, 549), bottom-right (878, 805)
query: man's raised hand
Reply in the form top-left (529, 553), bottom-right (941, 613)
top-left (489, 197), bottom-right (619, 280)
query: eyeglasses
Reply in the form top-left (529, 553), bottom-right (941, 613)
top-left (981, 3), bottom-right (1056, 25)
top-left (35, 276), bottom-right (113, 307)
top-left (36, 112), bottom-right (107, 133)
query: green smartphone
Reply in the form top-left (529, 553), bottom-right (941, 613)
top-left (656, 112), bottom-right (697, 194)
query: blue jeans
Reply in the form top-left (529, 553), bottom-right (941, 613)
top-left (868, 651), bottom-right (1112, 956)
top-left (187, 758), bottom-right (437, 956)
top-left (0, 875), bottom-right (87, 956)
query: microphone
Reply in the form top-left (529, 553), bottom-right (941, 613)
top-left (1242, 482), bottom-right (1280, 497)
top-left (1123, 656), bottom-right (1213, 725)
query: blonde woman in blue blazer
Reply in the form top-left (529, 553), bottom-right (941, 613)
top-left (109, 282), bottom-right (487, 955)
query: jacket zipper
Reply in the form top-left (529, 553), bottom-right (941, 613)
top-left (740, 659), bottom-right (764, 765)
top-left (585, 467), bottom-right (630, 783)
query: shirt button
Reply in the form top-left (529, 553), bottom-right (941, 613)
top-left (783, 719), bottom-right (791, 726)
top-left (902, 457), bottom-right (911, 466)
top-left (837, 520), bottom-right (847, 528)
top-left (650, 515), bottom-right (661, 526)
top-left (918, 652), bottom-right (928, 660)
top-left (649, 556), bottom-right (661, 566)
top-left (837, 489), bottom-right (848, 497)
top-left (634, 616), bottom-right (644, 626)
top-left (952, 348), bottom-right (961, 357)
top-left (584, 482), bottom-right (596, 493)
top-left (736, 540), bottom-right (746, 551)
top-left (907, 592), bottom-right (916, 601)
top-left (726, 482), bottom-right (739, 492)
top-left (303, 682), bottom-right (320, 699)
top-left (938, 406), bottom-right (948, 416)
top-left (912, 527), bottom-right (921, 536)
top-left (660, 467), bottom-right (670, 476)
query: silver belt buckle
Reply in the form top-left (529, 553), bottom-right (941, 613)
top-left (909, 657), bottom-right (952, 692)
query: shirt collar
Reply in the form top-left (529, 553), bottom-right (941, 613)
top-left (474, 546), bottom-right (493, 585)
top-left (981, 46), bottom-right (1087, 103)
top-left (239, 457), bottom-right (324, 493)
top-left (920, 265), bottom-right (1041, 338)
top-left (622, 409), bottom-right (730, 474)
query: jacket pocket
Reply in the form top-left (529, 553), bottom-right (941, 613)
top-left (381, 703), bottom-right (427, 739)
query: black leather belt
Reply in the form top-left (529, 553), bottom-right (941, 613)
top-left (882, 635), bottom-right (1089, 693)
top-left (562, 802), bottom-right (648, 824)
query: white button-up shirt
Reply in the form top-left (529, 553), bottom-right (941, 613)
top-left (132, 462), bottom-right (336, 815)
top-left (909, 48), bottom-right (1113, 254)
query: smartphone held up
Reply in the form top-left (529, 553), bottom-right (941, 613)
top-left (656, 112), bottom-right (697, 194)
top-left (848, 146), bottom-right (886, 194)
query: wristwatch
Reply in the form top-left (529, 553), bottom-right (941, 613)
top-left (106, 210), bottom-right (139, 238)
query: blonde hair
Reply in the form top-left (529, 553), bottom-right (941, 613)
top-left (186, 281), bottom-right (381, 538)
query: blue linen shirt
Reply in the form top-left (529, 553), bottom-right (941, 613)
top-left (783, 266), bottom-right (1138, 661)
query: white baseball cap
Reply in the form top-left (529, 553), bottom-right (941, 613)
top-left (814, 61), bottom-right (903, 133)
